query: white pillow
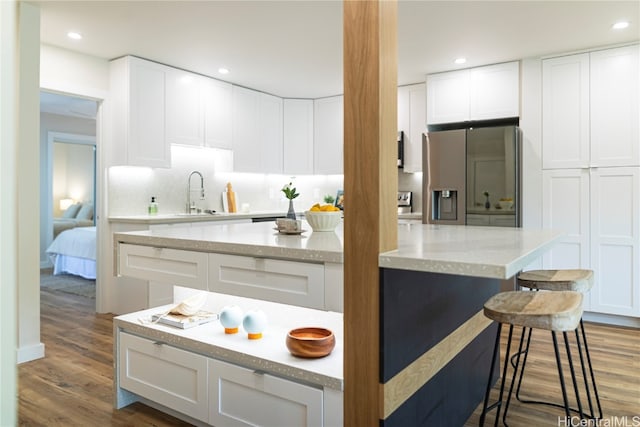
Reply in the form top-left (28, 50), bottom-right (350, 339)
top-left (75, 203), bottom-right (93, 220)
top-left (62, 203), bottom-right (82, 218)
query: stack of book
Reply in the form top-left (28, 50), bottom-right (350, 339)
top-left (152, 311), bottom-right (218, 329)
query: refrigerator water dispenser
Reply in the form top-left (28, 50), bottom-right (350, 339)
top-left (432, 190), bottom-right (458, 221)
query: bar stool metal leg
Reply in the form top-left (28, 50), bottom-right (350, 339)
top-left (551, 331), bottom-right (572, 419)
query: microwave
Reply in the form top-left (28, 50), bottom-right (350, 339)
top-left (397, 131), bottom-right (404, 168)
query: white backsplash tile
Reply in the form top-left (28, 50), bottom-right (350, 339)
top-left (108, 145), bottom-right (345, 216)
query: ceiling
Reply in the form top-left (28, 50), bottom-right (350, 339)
top-left (35, 0), bottom-right (639, 102)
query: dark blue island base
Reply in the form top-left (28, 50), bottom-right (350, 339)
top-left (380, 268), bottom-right (500, 426)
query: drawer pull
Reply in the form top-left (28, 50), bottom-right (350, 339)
top-left (253, 369), bottom-right (266, 376)
top-left (153, 341), bottom-right (166, 346)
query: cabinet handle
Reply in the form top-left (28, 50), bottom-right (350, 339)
top-left (253, 369), bottom-right (265, 376)
top-left (153, 341), bottom-right (165, 346)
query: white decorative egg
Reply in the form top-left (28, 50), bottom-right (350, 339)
top-left (242, 310), bottom-right (268, 339)
top-left (219, 305), bottom-right (243, 334)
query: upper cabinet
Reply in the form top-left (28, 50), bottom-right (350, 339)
top-left (426, 61), bottom-right (519, 125)
top-left (166, 69), bottom-right (232, 150)
top-left (590, 45), bottom-right (639, 167)
top-left (314, 96), bottom-right (344, 175)
top-left (542, 53), bottom-right (590, 169)
top-left (166, 68), bottom-right (205, 147)
top-left (259, 92), bottom-right (284, 174)
top-left (283, 99), bottom-right (314, 175)
top-left (397, 83), bottom-right (426, 173)
top-left (109, 56), bottom-right (171, 168)
top-left (232, 86), bottom-right (283, 173)
top-left (426, 70), bottom-right (469, 124)
top-left (543, 45), bottom-right (639, 169)
top-left (469, 62), bottom-right (520, 120)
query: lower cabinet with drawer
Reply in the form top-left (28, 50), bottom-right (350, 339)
top-left (119, 243), bottom-right (208, 289)
top-left (116, 328), bottom-right (342, 426)
top-left (209, 253), bottom-right (325, 310)
top-left (118, 332), bottom-right (209, 423)
top-left (209, 358), bottom-right (323, 427)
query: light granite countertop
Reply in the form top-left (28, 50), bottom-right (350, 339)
top-left (114, 221), bottom-right (562, 279)
top-left (115, 291), bottom-right (343, 390)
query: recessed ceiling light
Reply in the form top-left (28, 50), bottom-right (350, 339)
top-left (612, 21), bottom-right (630, 30)
top-left (218, 68), bottom-right (230, 75)
top-left (454, 57), bottom-right (466, 65)
top-left (67, 31), bottom-right (82, 40)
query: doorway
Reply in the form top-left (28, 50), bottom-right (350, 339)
top-left (40, 91), bottom-right (98, 308)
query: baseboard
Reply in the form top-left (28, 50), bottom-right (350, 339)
top-left (40, 260), bottom-right (53, 269)
top-left (17, 342), bottom-right (45, 364)
top-left (584, 311), bottom-right (640, 328)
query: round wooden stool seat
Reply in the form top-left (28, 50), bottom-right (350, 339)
top-left (484, 290), bottom-right (583, 332)
top-left (517, 269), bottom-right (593, 293)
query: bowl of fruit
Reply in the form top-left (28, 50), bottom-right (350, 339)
top-left (305, 204), bottom-right (342, 232)
top-left (498, 198), bottom-right (514, 210)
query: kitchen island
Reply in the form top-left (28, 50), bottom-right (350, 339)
top-left (114, 221), bottom-right (562, 426)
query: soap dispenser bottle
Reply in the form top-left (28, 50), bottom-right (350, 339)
top-left (148, 196), bottom-right (158, 215)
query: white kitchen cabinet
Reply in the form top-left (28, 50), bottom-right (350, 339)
top-left (166, 69), bottom-right (233, 149)
top-left (542, 53), bottom-right (590, 169)
top-left (589, 167), bottom-right (640, 316)
top-left (590, 45), bottom-right (640, 167)
top-left (284, 99), bottom-right (314, 174)
top-left (166, 68), bottom-right (205, 146)
top-left (232, 86), bottom-right (261, 172)
top-left (233, 86), bottom-right (283, 173)
top-left (209, 253), bottom-right (325, 309)
top-left (542, 167), bottom-right (640, 316)
top-left (470, 62), bottom-right (520, 120)
top-left (208, 358), bottom-right (323, 427)
top-left (426, 69), bottom-right (470, 124)
top-left (426, 61), bottom-right (519, 125)
top-left (109, 56), bottom-right (171, 168)
top-left (119, 332), bottom-right (209, 423)
top-left (203, 78), bottom-right (233, 149)
top-left (259, 93), bottom-right (284, 174)
top-left (541, 169), bottom-right (591, 272)
top-left (543, 45), bottom-right (639, 169)
top-left (398, 83), bottom-right (426, 173)
top-left (541, 44), bottom-right (640, 319)
top-left (118, 243), bottom-right (208, 290)
top-left (314, 95), bottom-right (343, 175)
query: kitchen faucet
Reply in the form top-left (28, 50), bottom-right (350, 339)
top-left (186, 170), bottom-right (205, 214)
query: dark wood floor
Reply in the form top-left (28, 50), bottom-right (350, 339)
top-left (19, 287), bottom-right (640, 426)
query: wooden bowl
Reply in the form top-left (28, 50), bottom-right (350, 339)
top-left (286, 327), bottom-right (335, 358)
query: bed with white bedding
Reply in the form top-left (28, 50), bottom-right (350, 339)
top-left (46, 226), bottom-right (96, 279)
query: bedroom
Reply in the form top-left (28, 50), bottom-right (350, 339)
top-left (40, 92), bottom-right (98, 292)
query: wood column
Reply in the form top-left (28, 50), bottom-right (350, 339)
top-left (343, 1), bottom-right (397, 425)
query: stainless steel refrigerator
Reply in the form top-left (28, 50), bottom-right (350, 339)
top-left (421, 125), bottom-right (521, 227)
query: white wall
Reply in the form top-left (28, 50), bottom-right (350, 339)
top-left (17, 0), bottom-right (44, 364)
top-left (53, 142), bottom-right (95, 214)
top-left (0, 0), bottom-right (18, 423)
top-left (40, 44), bottom-right (109, 99)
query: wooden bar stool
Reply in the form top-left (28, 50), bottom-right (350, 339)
top-left (479, 290), bottom-right (585, 426)
top-left (515, 269), bottom-right (602, 419)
